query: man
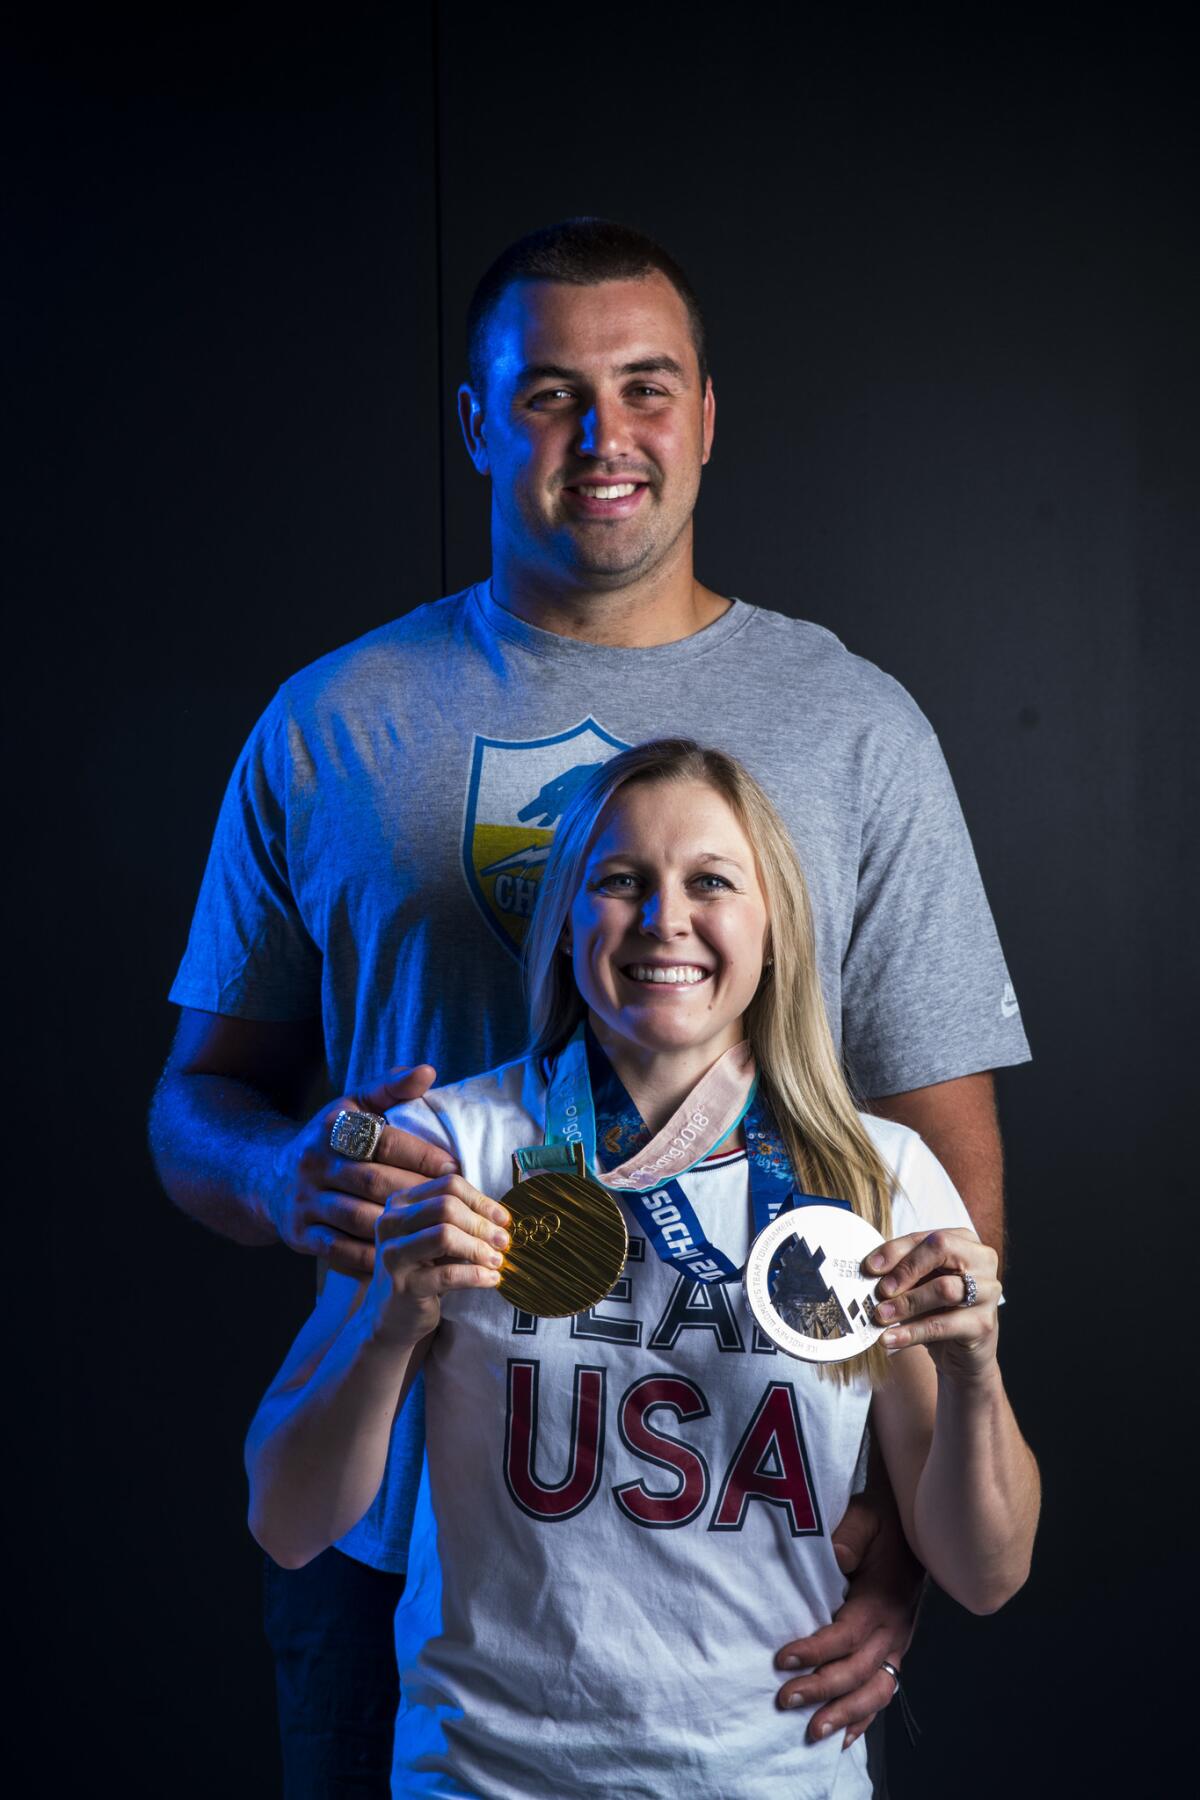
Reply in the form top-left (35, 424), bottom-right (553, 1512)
top-left (151, 218), bottom-right (1029, 1795)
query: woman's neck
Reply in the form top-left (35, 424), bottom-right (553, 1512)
top-left (587, 1015), bottom-right (746, 1136)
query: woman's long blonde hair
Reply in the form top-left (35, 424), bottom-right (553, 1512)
top-left (524, 739), bottom-right (895, 1386)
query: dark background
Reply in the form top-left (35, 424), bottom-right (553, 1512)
top-left (7, 7), bottom-right (1195, 1795)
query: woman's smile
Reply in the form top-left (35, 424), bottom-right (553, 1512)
top-left (619, 960), bottom-right (713, 987)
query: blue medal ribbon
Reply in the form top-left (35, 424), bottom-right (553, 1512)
top-left (542, 1024), bottom-right (849, 1285)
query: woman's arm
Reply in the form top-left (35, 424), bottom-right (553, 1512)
top-left (245, 1171), bottom-right (511, 1569)
top-left (869, 1229), bottom-right (1041, 1615)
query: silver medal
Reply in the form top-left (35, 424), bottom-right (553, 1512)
top-left (745, 1205), bottom-right (887, 1364)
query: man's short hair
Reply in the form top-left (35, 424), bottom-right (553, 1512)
top-left (466, 217), bottom-right (709, 396)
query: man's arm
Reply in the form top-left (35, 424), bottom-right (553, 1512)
top-left (868, 1071), bottom-right (1003, 1265)
top-left (148, 1008), bottom-right (458, 1274)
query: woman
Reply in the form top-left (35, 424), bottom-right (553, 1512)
top-left (247, 739), bottom-right (1039, 1799)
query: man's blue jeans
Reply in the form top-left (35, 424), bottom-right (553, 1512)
top-left (263, 1547), bottom-right (405, 1797)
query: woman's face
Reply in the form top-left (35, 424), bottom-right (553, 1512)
top-left (566, 778), bottom-right (770, 1064)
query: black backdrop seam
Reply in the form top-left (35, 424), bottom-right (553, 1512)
top-left (432, 0), bottom-right (448, 595)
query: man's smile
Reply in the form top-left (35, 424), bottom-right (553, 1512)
top-left (559, 478), bottom-right (650, 520)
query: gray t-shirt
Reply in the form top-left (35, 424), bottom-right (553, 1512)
top-left (171, 584), bottom-right (1029, 1568)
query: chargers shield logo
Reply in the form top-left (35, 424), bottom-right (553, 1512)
top-left (463, 718), bottom-right (630, 957)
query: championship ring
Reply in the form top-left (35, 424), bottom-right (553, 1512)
top-left (329, 1108), bottom-right (386, 1162)
top-left (498, 1143), bottom-right (629, 1318)
top-left (745, 1204), bottom-right (888, 1364)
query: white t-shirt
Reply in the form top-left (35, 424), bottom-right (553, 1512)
top-left (385, 1058), bottom-right (973, 1800)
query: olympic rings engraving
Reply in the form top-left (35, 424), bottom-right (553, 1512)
top-left (510, 1213), bottom-right (561, 1249)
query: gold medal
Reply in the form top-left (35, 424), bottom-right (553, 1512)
top-left (498, 1144), bottom-right (629, 1318)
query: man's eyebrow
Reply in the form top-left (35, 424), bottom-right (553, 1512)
top-left (513, 354), bottom-right (689, 389)
top-left (618, 355), bottom-right (687, 381)
top-left (513, 362), bottom-right (580, 389)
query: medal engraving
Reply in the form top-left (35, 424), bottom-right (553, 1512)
top-left (745, 1205), bottom-right (887, 1364)
top-left (498, 1163), bottom-right (629, 1318)
top-left (510, 1213), bottom-right (561, 1249)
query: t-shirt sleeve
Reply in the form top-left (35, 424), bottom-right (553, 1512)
top-left (886, 1125), bottom-right (977, 1239)
top-left (883, 1125), bottom-right (1005, 1305)
top-left (841, 730), bottom-right (1030, 1097)
top-left (382, 1095), bottom-right (459, 1158)
top-left (169, 694), bottom-right (323, 1020)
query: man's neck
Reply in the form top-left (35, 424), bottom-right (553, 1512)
top-left (488, 550), bottom-right (730, 648)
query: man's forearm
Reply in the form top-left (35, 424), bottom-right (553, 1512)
top-left (869, 1072), bottom-right (1004, 1264)
top-left (149, 1070), bottom-right (293, 1245)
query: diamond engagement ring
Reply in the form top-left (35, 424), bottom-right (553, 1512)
top-left (960, 1272), bottom-right (978, 1308)
top-left (329, 1109), bottom-right (387, 1162)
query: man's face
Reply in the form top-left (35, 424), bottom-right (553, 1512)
top-left (461, 272), bottom-right (714, 589)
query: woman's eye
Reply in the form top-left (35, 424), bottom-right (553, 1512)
top-left (692, 874), bottom-right (732, 891)
top-left (597, 872), bottom-right (640, 893)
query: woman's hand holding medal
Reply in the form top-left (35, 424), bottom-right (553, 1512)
top-left (364, 1175), bottom-right (512, 1350)
top-left (865, 1229), bottom-right (1002, 1381)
